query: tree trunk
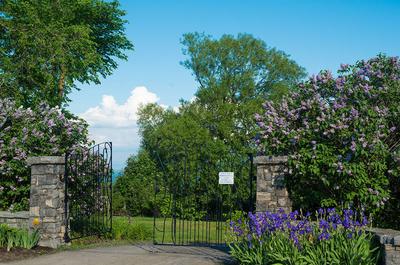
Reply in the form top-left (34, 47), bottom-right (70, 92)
top-left (58, 65), bottom-right (66, 105)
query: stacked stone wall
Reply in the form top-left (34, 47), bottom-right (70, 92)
top-left (0, 211), bottom-right (29, 229)
top-left (254, 156), bottom-right (291, 213)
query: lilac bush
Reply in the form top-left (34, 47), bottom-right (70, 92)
top-left (255, 55), bottom-right (400, 222)
top-left (228, 208), bottom-right (379, 265)
top-left (0, 99), bottom-right (90, 211)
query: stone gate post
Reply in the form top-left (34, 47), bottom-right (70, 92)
top-left (254, 156), bottom-right (292, 213)
top-left (27, 156), bottom-right (66, 248)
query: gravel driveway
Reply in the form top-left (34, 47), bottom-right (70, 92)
top-left (3, 245), bottom-right (234, 265)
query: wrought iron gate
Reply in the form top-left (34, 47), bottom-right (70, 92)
top-left (152, 149), bottom-right (255, 246)
top-left (64, 142), bottom-right (112, 241)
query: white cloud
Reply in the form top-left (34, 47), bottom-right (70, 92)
top-left (79, 86), bottom-right (184, 169)
top-left (81, 86), bottom-right (159, 128)
top-left (80, 86), bottom-right (159, 149)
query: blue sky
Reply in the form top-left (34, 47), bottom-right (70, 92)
top-left (67, 0), bottom-right (400, 170)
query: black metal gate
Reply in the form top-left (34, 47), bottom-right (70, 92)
top-left (152, 149), bottom-right (255, 246)
top-left (64, 142), bottom-right (112, 241)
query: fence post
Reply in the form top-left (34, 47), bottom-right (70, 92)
top-left (254, 156), bottom-right (292, 213)
top-left (27, 156), bottom-right (66, 248)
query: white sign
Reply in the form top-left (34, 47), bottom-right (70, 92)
top-left (219, 172), bottom-right (234, 185)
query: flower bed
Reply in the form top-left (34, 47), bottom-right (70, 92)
top-left (228, 208), bottom-right (380, 265)
top-left (0, 246), bottom-right (54, 263)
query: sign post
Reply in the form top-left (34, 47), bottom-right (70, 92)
top-left (218, 172), bottom-right (234, 185)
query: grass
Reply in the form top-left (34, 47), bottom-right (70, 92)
top-left (114, 216), bottom-right (229, 245)
top-left (62, 217), bottom-right (153, 250)
top-left (60, 237), bottom-right (132, 251)
top-left (63, 216), bottom-right (230, 249)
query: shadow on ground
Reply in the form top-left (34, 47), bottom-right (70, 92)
top-left (137, 244), bottom-right (235, 264)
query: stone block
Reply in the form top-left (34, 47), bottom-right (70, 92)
top-left (31, 165), bottom-right (51, 175)
top-left (257, 192), bottom-right (272, 202)
top-left (394, 235), bottom-right (400, 246)
top-left (275, 188), bottom-right (288, 197)
top-left (277, 197), bottom-right (288, 207)
top-left (257, 179), bottom-right (273, 192)
top-left (256, 199), bottom-right (268, 212)
top-left (38, 238), bottom-right (62, 249)
top-left (44, 209), bottom-right (57, 217)
top-left (262, 171), bottom-right (272, 181)
top-left (34, 174), bottom-right (57, 185)
top-left (30, 207), bottom-right (40, 217)
top-left (30, 175), bottom-right (38, 185)
top-left (254, 156), bottom-right (288, 165)
top-left (385, 244), bottom-right (395, 251)
top-left (45, 199), bottom-right (53, 208)
top-left (43, 217), bottom-right (57, 223)
top-left (27, 156), bottom-right (65, 165)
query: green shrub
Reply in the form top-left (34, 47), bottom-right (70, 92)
top-left (0, 224), bottom-right (40, 251)
top-left (0, 224), bottom-right (8, 247)
top-left (255, 55), bottom-right (400, 224)
top-left (113, 150), bottom-right (158, 217)
top-left (0, 99), bottom-right (90, 211)
top-left (16, 229), bottom-right (40, 249)
top-left (112, 218), bottom-right (152, 241)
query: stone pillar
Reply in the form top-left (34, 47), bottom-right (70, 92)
top-left (369, 228), bottom-right (400, 265)
top-left (254, 156), bottom-right (291, 213)
top-left (27, 156), bottom-right (66, 248)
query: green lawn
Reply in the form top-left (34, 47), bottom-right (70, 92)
top-left (114, 216), bottom-right (230, 245)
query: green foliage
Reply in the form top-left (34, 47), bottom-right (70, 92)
top-left (112, 218), bottom-right (152, 241)
top-left (121, 33), bottom-right (305, 218)
top-left (230, 231), bottom-right (379, 265)
top-left (112, 190), bottom-right (126, 216)
top-left (256, 55), bottom-right (400, 224)
top-left (0, 225), bottom-right (7, 247)
top-left (69, 217), bottom-right (111, 239)
top-left (14, 229), bottom-right (40, 250)
top-left (113, 150), bottom-right (158, 216)
top-left (300, 232), bottom-right (379, 265)
top-left (182, 32), bottom-right (306, 102)
top-left (181, 33), bottom-right (306, 157)
top-left (0, 224), bottom-right (40, 251)
top-left (0, 99), bottom-right (90, 211)
top-left (0, 0), bottom-right (133, 107)
top-left (229, 240), bottom-right (265, 265)
top-left (229, 222), bottom-right (379, 265)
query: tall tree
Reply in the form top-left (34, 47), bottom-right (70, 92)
top-left (181, 33), bottom-right (306, 154)
top-left (0, 0), bottom-right (133, 107)
top-left (114, 150), bottom-right (158, 216)
top-left (120, 33), bottom-right (306, 216)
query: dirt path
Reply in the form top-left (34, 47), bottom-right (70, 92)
top-left (3, 245), bottom-right (234, 265)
